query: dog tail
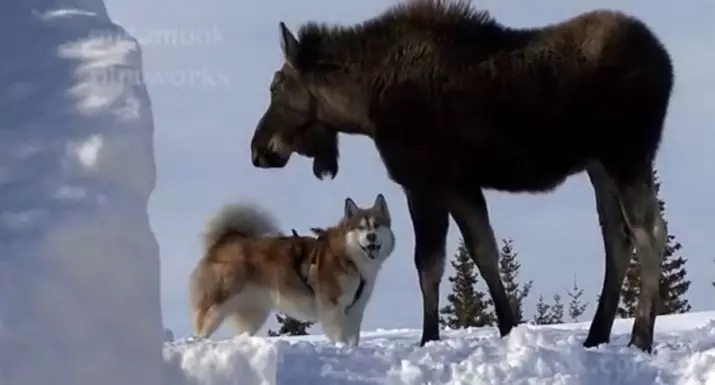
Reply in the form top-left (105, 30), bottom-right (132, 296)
top-left (202, 201), bottom-right (282, 252)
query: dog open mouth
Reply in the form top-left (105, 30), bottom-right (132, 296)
top-left (361, 243), bottom-right (381, 258)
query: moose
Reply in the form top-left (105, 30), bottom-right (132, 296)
top-left (249, 0), bottom-right (674, 353)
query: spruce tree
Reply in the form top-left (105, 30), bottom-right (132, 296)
top-left (532, 295), bottom-right (552, 325)
top-left (498, 238), bottom-right (533, 324)
top-left (618, 261), bottom-right (640, 318)
top-left (567, 276), bottom-right (588, 322)
top-left (547, 294), bottom-right (564, 324)
top-left (533, 293), bottom-right (564, 324)
top-left (267, 313), bottom-right (314, 336)
top-left (439, 239), bottom-right (494, 328)
top-left (619, 169), bottom-right (691, 316)
top-left (658, 234), bottom-right (691, 314)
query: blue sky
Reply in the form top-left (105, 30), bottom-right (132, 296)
top-left (104, 0), bottom-right (715, 338)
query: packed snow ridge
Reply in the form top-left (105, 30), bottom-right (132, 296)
top-left (0, 1), bottom-right (163, 385)
top-left (165, 311), bottom-right (715, 385)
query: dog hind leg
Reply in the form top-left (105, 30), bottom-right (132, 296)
top-left (193, 302), bottom-right (231, 338)
top-left (228, 307), bottom-right (270, 336)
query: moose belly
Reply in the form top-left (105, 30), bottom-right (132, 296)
top-left (373, 138), bottom-right (588, 194)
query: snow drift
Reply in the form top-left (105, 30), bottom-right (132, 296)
top-left (0, 1), bottom-right (163, 385)
top-left (165, 311), bottom-right (715, 385)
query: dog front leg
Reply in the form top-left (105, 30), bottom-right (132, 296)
top-left (354, 309), bottom-right (366, 346)
top-left (318, 301), bottom-right (349, 345)
top-left (344, 306), bottom-right (366, 347)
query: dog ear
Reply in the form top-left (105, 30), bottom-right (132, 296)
top-left (344, 197), bottom-right (359, 218)
top-left (291, 228), bottom-right (299, 237)
top-left (373, 193), bottom-right (390, 221)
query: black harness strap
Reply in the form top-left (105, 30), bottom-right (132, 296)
top-left (345, 275), bottom-right (366, 314)
top-left (297, 263), bottom-right (314, 294)
top-left (288, 230), bottom-right (315, 294)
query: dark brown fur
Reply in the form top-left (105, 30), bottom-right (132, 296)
top-left (249, 0), bottom-right (673, 352)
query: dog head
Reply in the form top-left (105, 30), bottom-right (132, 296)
top-left (341, 193), bottom-right (395, 265)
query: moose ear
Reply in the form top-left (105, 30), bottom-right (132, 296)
top-left (344, 197), bottom-right (359, 218)
top-left (373, 193), bottom-right (390, 220)
top-left (279, 21), bottom-right (301, 68)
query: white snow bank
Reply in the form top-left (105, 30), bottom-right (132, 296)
top-left (0, 1), bottom-right (163, 385)
top-left (165, 311), bottom-right (715, 385)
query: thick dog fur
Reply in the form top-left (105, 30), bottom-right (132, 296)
top-left (189, 194), bottom-right (395, 346)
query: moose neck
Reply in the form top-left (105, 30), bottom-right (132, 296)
top-left (334, 120), bottom-right (375, 138)
top-left (310, 84), bottom-right (376, 139)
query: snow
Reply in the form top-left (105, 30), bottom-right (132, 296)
top-left (0, 1), bottom-right (163, 385)
top-left (165, 311), bottom-right (715, 385)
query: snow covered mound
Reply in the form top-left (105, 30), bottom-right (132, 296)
top-left (165, 311), bottom-right (715, 385)
top-left (0, 2), bottom-right (163, 385)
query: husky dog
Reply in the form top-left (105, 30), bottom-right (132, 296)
top-left (189, 193), bottom-right (395, 346)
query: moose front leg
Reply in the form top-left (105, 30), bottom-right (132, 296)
top-left (405, 188), bottom-right (450, 346)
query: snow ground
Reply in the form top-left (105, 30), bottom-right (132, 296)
top-left (165, 311), bottom-right (715, 385)
top-left (0, 1), bottom-right (163, 385)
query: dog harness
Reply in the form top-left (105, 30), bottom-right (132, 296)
top-left (297, 262), bottom-right (364, 314)
top-left (345, 276), bottom-right (366, 314)
top-left (289, 229), bottom-right (365, 313)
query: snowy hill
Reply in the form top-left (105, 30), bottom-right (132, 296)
top-left (0, 1), bottom-right (163, 385)
top-left (165, 311), bottom-right (715, 385)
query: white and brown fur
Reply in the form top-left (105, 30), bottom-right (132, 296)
top-left (189, 194), bottom-right (395, 346)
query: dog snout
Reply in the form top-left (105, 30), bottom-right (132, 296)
top-left (366, 233), bottom-right (376, 243)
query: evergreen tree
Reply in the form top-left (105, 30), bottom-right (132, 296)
top-left (658, 234), bottom-right (691, 314)
top-left (547, 294), bottom-right (564, 324)
top-left (618, 261), bottom-right (640, 318)
top-left (498, 238), bottom-right (533, 323)
top-left (532, 295), bottom-right (552, 325)
top-left (619, 169), bottom-right (691, 317)
top-left (533, 293), bottom-right (564, 324)
top-left (567, 276), bottom-right (588, 322)
top-left (439, 239), bottom-right (494, 328)
top-left (267, 313), bottom-right (314, 336)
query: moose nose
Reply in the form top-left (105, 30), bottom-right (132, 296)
top-left (366, 233), bottom-right (376, 243)
top-left (251, 148), bottom-right (263, 167)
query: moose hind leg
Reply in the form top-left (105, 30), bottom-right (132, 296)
top-left (584, 163), bottom-right (634, 348)
top-left (448, 190), bottom-right (516, 336)
top-left (611, 166), bottom-right (666, 353)
top-left (406, 189), bottom-right (450, 346)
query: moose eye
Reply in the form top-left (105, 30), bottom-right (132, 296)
top-left (270, 72), bottom-right (284, 95)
